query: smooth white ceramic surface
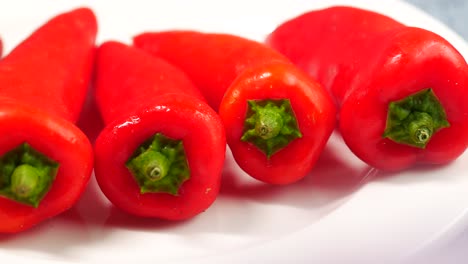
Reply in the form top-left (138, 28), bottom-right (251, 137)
top-left (0, 1), bottom-right (467, 263)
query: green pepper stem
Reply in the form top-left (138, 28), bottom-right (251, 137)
top-left (241, 99), bottom-right (302, 158)
top-left (140, 151), bottom-right (170, 181)
top-left (126, 133), bottom-right (190, 195)
top-left (10, 164), bottom-right (40, 198)
top-left (255, 108), bottom-right (284, 140)
top-left (0, 143), bottom-right (59, 207)
top-left (415, 128), bottom-right (431, 143)
top-left (407, 112), bottom-right (434, 145)
top-left (383, 89), bottom-right (449, 148)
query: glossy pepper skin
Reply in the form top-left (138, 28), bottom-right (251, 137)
top-left (93, 41), bottom-right (226, 220)
top-left (134, 31), bottom-right (336, 185)
top-left (267, 6), bottom-right (468, 171)
top-left (0, 8), bottom-right (96, 233)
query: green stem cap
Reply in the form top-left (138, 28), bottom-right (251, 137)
top-left (126, 133), bottom-right (190, 195)
top-left (241, 99), bottom-right (302, 158)
top-left (0, 143), bottom-right (59, 207)
top-left (383, 88), bottom-right (450, 148)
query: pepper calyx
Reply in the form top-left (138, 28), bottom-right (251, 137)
top-left (241, 99), bottom-right (302, 158)
top-left (0, 143), bottom-right (59, 207)
top-left (126, 133), bottom-right (190, 195)
top-left (383, 88), bottom-right (450, 148)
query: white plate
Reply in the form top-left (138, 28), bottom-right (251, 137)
top-left (0, 0), bottom-right (467, 263)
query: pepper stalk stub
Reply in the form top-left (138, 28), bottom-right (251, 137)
top-left (0, 143), bottom-right (59, 207)
top-left (241, 99), bottom-right (302, 158)
top-left (383, 88), bottom-right (450, 148)
top-left (126, 133), bottom-right (190, 195)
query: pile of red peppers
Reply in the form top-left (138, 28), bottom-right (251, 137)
top-left (0, 5), bottom-right (467, 233)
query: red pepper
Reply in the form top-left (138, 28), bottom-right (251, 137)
top-left (0, 8), bottom-right (96, 233)
top-left (267, 6), bottom-right (468, 170)
top-left (93, 41), bottom-right (226, 220)
top-left (134, 31), bottom-right (336, 185)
